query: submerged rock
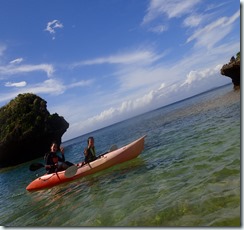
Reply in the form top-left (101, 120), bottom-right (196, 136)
top-left (0, 93), bottom-right (69, 167)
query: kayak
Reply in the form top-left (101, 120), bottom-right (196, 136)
top-left (26, 135), bottom-right (146, 191)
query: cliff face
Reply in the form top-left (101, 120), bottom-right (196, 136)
top-left (0, 93), bottom-right (69, 167)
top-left (220, 54), bottom-right (240, 90)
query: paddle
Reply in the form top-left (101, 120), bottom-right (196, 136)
top-left (64, 165), bottom-right (78, 178)
top-left (29, 145), bottom-right (118, 175)
top-left (97, 144), bottom-right (117, 158)
top-left (64, 144), bottom-right (118, 178)
top-left (29, 163), bottom-right (45, 171)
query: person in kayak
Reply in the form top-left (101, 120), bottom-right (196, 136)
top-left (44, 142), bottom-right (74, 174)
top-left (84, 136), bottom-right (97, 163)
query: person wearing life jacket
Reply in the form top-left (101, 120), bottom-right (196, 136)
top-left (84, 137), bottom-right (97, 163)
top-left (45, 142), bottom-right (73, 174)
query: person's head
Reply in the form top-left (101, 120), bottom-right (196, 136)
top-left (50, 142), bottom-right (59, 153)
top-left (87, 137), bottom-right (94, 147)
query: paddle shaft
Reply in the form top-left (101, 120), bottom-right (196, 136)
top-left (65, 145), bottom-right (117, 178)
top-left (29, 163), bottom-right (45, 171)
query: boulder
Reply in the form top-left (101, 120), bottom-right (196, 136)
top-left (220, 54), bottom-right (240, 90)
top-left (0, 93), bottom-right (69, 167)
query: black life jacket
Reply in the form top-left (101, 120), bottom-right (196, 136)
top-left (85, 147), bottom-right (96, 162)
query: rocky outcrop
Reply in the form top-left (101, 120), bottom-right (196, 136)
top-left (0, 93), bottom-right (69, 167)
top-left (221, 53), bottom-right (240, 90)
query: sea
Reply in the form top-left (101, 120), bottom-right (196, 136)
top-left (0, 84), bottom-right (240, 227)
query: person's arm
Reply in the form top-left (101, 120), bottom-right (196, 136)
top-left (84, 148), bottom-right (88, 156)
top-left (57, 147), bottom-right (65, 162)
top-left (45, 153), bottom-right (53, 169)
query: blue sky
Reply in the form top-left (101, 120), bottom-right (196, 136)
top-left (0, 0), bottom-right (240, 141)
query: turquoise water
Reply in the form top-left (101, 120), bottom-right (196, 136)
top-left (0, 84), bottom-right (240, 226)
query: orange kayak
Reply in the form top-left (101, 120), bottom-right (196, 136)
top-left (26, 135), bottom-right (146, 191)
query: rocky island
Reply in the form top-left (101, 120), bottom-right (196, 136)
top-left (220, 52), bottom-right (240, 90)
top-left (0, 93), bottom-right (69, 167)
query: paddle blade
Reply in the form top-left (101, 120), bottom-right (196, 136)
top-left (64, 165), bottom-right (78, 178)
top-left (29, 163), bottom-right (45, 171)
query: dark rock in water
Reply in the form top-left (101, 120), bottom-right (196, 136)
top-left (220, 54), bottom-right (240, 90)
top-left (0, 93), bottom-right (69, 167)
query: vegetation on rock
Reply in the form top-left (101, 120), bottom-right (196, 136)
top-left (0, 93), bottom-right (69, 167)
top-left (220, 51), bottom-right (240, 90)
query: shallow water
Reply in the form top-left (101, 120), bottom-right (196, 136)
top-left (0, 84), bottom-right (240, 226)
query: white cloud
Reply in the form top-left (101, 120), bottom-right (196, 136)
top-left (116, 64), bottom-right (170, 94)
top-left (9, 58), bottom-right (24, 65)
top-left (71, 39), bottom-right (238, 122)
top-left (142, 1), bottom-right (239, 51)
top-left (22, 78), bottom-right (92, 96)
top-left (72, 49), bottom-right (164, 67)
top-left (0, 79), bottom-right (64, 106)
top-left (45, 20), bottom-right (63, 40)
top-left (5, 81), bottom-right (27, 87)
top-left (67, 80), bottom-right (93, 89)
top-left (183, 14), bottom-right (204, 28)
top-left (181, 64), bottom-right (223, 86)
top-left (62, 47), bottom-right (236, 140)
top-left (205, 2), bottom-right (231, 12)
top-left (186, 10), bottom-right (240, 49)
top-left (142, 0), bottom-right (201, 24)
top-left (27, 78), bottom-right (65, 95)
top-left (0, 78), bottom-right (94, 105)
top-left (61, 83), bottom-right (169, 139)
top-left (0, 63), bottom-right (54, 77)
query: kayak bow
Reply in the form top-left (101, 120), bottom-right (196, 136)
top-left (26, 135), bottom-right (146, 191)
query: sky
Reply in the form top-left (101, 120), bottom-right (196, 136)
top-left (0, 0), bottom-right (240, 141)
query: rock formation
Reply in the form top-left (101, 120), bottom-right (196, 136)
top-left (220, 52), bottom-right (240, 90)
top-left (0, 93), bottom-right (69, 167)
